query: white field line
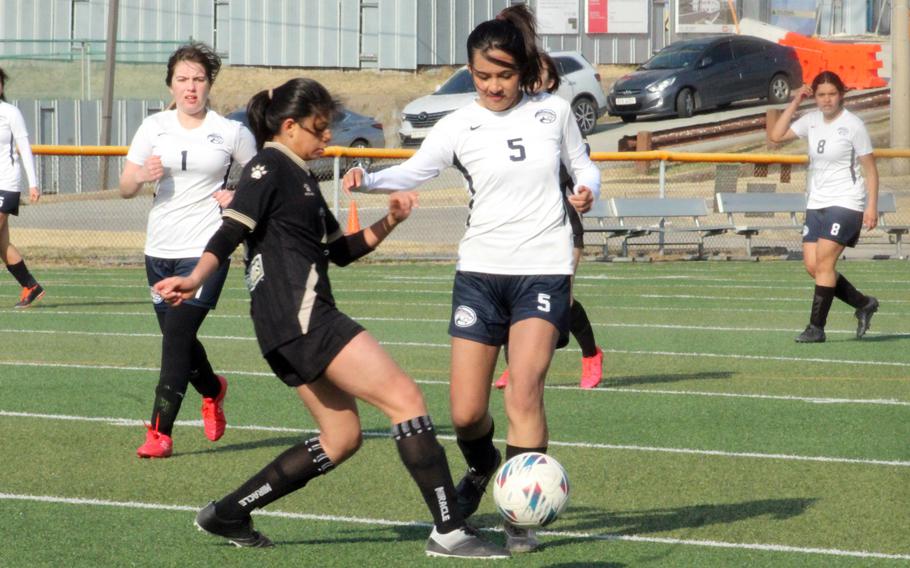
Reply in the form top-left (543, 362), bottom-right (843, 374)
top-left (0, 360), bottom-right (906, 407)
top-left (0, 492), bottom-right (908, 561)
top-left (1, 358), bottom-right (907, 408)
top-left (2, 410), bottom-right (909, 468)
top-left (7, 304), bottom-right (910, 319)
top-left (0, 333), bottom-right (908, 371)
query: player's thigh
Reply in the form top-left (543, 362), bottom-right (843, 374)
top-left (801, 242), bottom-right (817, 276)
top-left (294, 380), bottom-right (362, 465)
top-left (503, 318), bottom-right (557, 413)
top-left (323, 330), bottom-right (427, 424)
top-left (449, 337), bottom-right (500, 428)
top-left (815, 238), bottom-right (845, 270)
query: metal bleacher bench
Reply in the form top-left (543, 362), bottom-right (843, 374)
top-left (583, 197), bottom-right (728, 258)
top-left (714, 192), bottom-right (807, 256)
top-left (875, 192), bottom-right (909, 258)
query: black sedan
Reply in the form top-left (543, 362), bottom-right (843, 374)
top-left (607, 35), bottom-right (802, 122)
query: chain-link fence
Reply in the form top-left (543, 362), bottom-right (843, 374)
top-left (12, 147), bottom-right (910, 263)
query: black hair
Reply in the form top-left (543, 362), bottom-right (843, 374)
top-left (0, 67), bottom-right (8, 101)
top-left (811, 70), bottom-right (847, 95)
top-left (466, 4), bottom-right (542, 94)
top-left (538, 52), bottom-right (561, 94)
top-left (165, 42), bottom-right (221, 87)
top-left (246, 78), bottom-right (341, 149)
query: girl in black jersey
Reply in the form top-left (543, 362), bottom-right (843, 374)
top-left (154, 78), bottom-right (508, 559)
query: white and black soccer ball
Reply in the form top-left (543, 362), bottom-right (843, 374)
top-left (492, 452), bottom-right (569, 528)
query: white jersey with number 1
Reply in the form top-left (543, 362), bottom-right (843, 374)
top-left (791, 108), bottom-right (872, 212)
top-left (126, 109), bottom-right (256, 258)
top-left (361, 93), bottom-right (601, 275)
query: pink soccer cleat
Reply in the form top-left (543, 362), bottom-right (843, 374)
top-left (580, 347), bottom-right (603, 389)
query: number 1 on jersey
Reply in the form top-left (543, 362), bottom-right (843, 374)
top-left (181, 150), bottom-right (188, 171)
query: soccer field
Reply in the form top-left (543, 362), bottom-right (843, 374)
top-left (0, 260), bottom-right (908, 567)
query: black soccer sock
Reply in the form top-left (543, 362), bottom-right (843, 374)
top-left (393, 416), bottom-right (464, 533)
top-left (6, 260), bottom-right (37, 288)
top-left (809, 285), bottom-right (836, 329)
top-left (569, 300), bottom-right (598, 357)
top-left (834, 273), bottom-right (868, 309)
top-left (456, 420), bottom-right (499, 475)
top-left (149, 384), bottom-right (184, 436)
top-left (188, 339), bottom-right (221, 399)
top-left (151, 304), bottom-right (213, 434)
top-left (215, 437), bottom-right (335, 520)
top-left (506, 444), bottom-right (548, 460)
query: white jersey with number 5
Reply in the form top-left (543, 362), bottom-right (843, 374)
top-left (790, 108), bottom-right (872, 212)
top-left (361, 93), bottom-right (600, 275)
top-left (126, 109), bottom-right (256, 258)
top-left (0, 101), bottom-right (38, 192)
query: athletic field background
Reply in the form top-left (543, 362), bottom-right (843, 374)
top-left (0, 260), bottom-right (908, 567)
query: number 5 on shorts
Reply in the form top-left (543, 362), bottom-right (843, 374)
top-left (537, 293), bottom-right (551, 313)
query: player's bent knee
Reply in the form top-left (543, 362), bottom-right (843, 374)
top-left (320, 429), bottom-right (363, 463)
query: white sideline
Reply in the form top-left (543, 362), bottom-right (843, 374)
top-left (1, 409), bottom-right (908, 467)
top-left (0, 492), bottom-right (907, 561)
top-left (0, 359), bottom-right (907, 406)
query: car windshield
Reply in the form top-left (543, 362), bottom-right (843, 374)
top-left (640, 45), bottom-right (703, 70)
top-left (434, 68), bottom-right (476, 95)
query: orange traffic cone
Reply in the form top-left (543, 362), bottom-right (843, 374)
top-left (346, 200), bottom-right (361, 234)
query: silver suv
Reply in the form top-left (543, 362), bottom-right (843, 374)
top-left (399, 51), bottom-right (608, 146)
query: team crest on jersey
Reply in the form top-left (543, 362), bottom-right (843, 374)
top-left (250, 164), bottom-right (268, 179)
top-left (535, 109), bottom-right (557, 124)
top-left (837, 127), bottom-right (849, 137)
top-left (149, 286), bottom-right (164, 304)
top-left (246, 253), bottom-right (265, 292)
top-left (303, 183), bottom-right (315, 196)
top-left (453, 305), bottom-right (477, 328)
top-left (207, 133), bottom-right (224, 144)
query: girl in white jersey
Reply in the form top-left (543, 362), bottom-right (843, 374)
top-left (0, 67), bottom-right (45, 308)
top-left (344, 5), bottom-right (600, 553)
top-left (769, 71), bottom-right (879, 343)
top-left (119, 43), bottom-right (256, 458)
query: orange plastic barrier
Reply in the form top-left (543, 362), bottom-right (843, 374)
top-left (779, 33), bottom-right (886, 90)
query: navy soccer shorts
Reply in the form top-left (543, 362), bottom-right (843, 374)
top-left (449, 271), bottom-right (571, 348)
top-left (145, 255), bottom-right (231, 312)
top-left (803, 206), bottom-right (863, 248)
top-left (0, 190), bottom-right (21, 216)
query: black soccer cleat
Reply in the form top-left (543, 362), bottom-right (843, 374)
top-left (455, 449), bottom-right (502, 520)
top-left (14, 284), bottom-right (44, 309)
top-left (425, 525), bottom-right (510, 559)
top-left (854, 296), bottom-right (879, 339)
top-left (195, 502), bottom-right (274, 548)
top-left (795, 324), bottom-right (826, 343)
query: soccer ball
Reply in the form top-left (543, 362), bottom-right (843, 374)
top-left (492, 452), bottom-right (570, 528)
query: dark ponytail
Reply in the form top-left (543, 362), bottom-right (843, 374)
top-left (246, 78), bottom-right (341, 149)
top-left (0, 67), bottom-right (8, 101)
top-left (538, 52), bottom-right (560, 94)
top-left (467, 4), bottom-right (542, 94)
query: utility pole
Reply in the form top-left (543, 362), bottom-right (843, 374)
top-left (892, 0), bottom-right (910, 174)
top-left (100, 0), bottom-right (120, 189)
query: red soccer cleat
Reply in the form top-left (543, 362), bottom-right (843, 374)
top-left (137, 426), bottom-right (173, 458)
top-left (580, 347), bottom-right (603, 389)
top-left (201, 375), bottom-right (228, 441)
top-left (494, 369), bottom-right (509, 390)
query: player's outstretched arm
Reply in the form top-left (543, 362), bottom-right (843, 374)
top-left (328, 191), bottom-right (418, 266)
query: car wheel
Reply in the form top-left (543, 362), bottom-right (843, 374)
top-left (768, 74), bottom-right (790, 104)
top-left (675, 88), bottom-right (695, 118)
top-left (620, 114), bottom-right (637, 123)
top-left (345, 139), bottom-right (372, 171)
top-left (572, 97), bottom-right (598, 135)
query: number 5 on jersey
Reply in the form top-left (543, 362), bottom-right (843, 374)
top-left (507, 138), bottom-right (526, 162)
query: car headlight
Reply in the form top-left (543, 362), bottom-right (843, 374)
top-left (401, 113), bottom-right (407, 121)
top-left (647, 77), bottom-right (676, 93)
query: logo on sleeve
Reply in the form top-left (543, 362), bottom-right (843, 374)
top-left (207, 133), bottom-right (224, 144)
top-left (245, 253), bottom-right (265, 292)
top-left (453, 305), bottom-right (477, 328)
top-left (535, 109), bottom-right (557, 124)
top-left (250, 164), bottom-right (268, 179)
